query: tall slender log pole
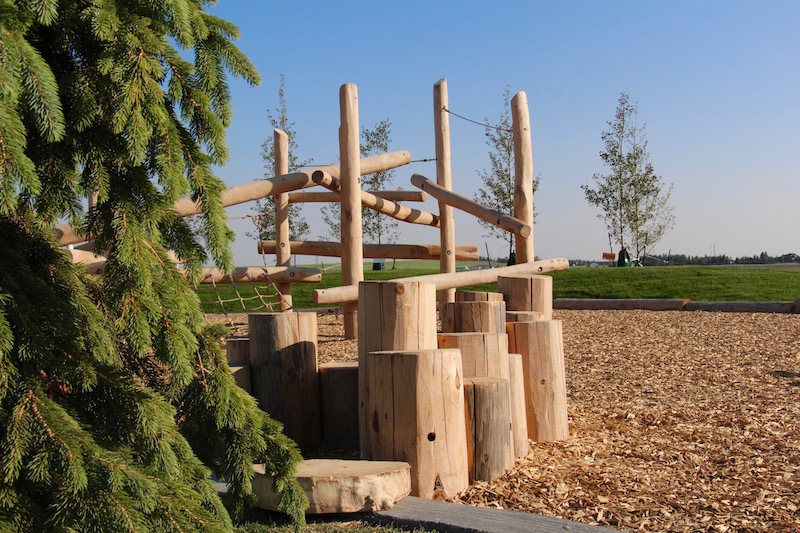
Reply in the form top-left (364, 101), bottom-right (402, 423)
top-left (340, 83), bottom-right (362, 339)
top-left (512, 92), bottom-right (534, 263)
top-left (434, 79), bottom-right (456, 313)
top-left (273, 129), bottom-right (292, 310)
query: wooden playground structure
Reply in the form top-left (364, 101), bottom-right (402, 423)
top-left (57, 79), bottom-right (573, 512)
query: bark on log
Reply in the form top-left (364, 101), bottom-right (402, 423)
top-left (363, 348), bottom-right (468, 499)
top-left (248, 312), bottom-right (321, 452)
top-left (463, 377), bottom-right (514, 483)
top-left (441, 301), bottom-right (506, 334)
top-left (258, 240), bottom-right (479, 261)
top-left (411, 174), bottom-right (532, 238)
top-left (314, 258), bottom-right (569, 305)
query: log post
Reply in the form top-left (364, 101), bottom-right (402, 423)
top-left (319, 361), bottom-right (359, 452)
top-left (508, 353), bottom-right (529, 457)
top-left (436, 332), bottom-right (509, 380)
top-left (274, 129), bottom-right (292, 310)
top-left (434, 79), bottom-right (456, 315)
top-left (441, 301), bottom-right (506, 334)
top-left (463, 377), bottom-right (514, 483)
top-left (512, 91), bottom-right (534, 263)
top-left (363, 348), bottom-right (468, 499)
top-left (497, 274), bottom-right (553, 320)
top-left (248, 312), bottom-right (321, 452)
top-left (225, 338), bottom-right (249, 366)
top-left (456, 291), bottom-right (504, 302)
top-left (506, 311), bottom-right (544, 323)
top-left (340, 83), bottom-right (363, 340)
top-left (358, 281), bottom-right (438, 458)
top-left (506, 320), bottom-right (569, 442)
top-left (258, 240), bottom-right (479, 261)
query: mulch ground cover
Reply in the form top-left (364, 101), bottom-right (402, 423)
top-left (218, 309), bottom-right (800, 532)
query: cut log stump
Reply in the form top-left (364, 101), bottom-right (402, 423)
top-left (497, 274), bottom-right (553, 319)
top-left (319, 361), bottom-right (359, 452)
top-left (441, 300), bottom-right (506, 333)
top-left (463, 377), bottom-right (514, 483)
top-left (253, 459), bottom-right (411, 514)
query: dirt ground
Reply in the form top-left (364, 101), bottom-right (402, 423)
top-left (220, 309), bottom-right (800, 532)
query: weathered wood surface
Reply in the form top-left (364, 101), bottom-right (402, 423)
top-left (463, 377), bottom-right (514, 483)
top-left (363, 348), bottom-right (469, 499)
top-left (437, 332), bottom-right (510, 381)
top-left (506, 320), bottom-right (569, 442)
top-left (225, 338), bottom-right (249, 366)
top-left (506, 310), bottom-right (544, 323)
top-left (455, 291), bottom-right (504, 302)
top-left (248, 312), bottom-right (321, 452)
top-left (199, 266), bottom-right (321, 284)
top-left (54, 150), bottom-right (412, 246)
top-left (253, 459), bottom-right (411, 514)
top-left (411, 174), bottom-right (532, 238)
top-left (273, 128), bottom-right (292, 310)
top-left (258, 240), bottom-right (479, 261)
top-left (508, 353), bottom-right (530, 457)
top-left (497, 274), bottom-right (553, 319)
top-left (434, 79), bottom-right (456, 312)
top-left (319, 361), bottom-right (359, 452)
top-left (511, 91), bottom-right (534, 263)
top-left (288, 190), bottom-right (427, 203)
top-left (441, 301), bottom-right (506, 334)
top-left (314, 258), bottom-right (569, 305)
top-left (358, 281), bottom-right (438, 458)
top-left (312, 170), bottom-right (439, 227)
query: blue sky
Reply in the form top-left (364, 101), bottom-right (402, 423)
top-left (206, 1), bottom-right (799, 265)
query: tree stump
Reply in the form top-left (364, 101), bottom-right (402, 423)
top-left (436, 332), bottom-right (509, 380)
top-left (441, 300), bottom-right (506, 333)
top-left (358, 281), bottom-right (437, 458)
top-left (497, 274), bottom-right (553, 320)
top-left (463, 377), bottom-right (514, 483)
top-left (248, 312), bottom-right (321, 452)
top-left (363, 348), bottom-right (468, 500)
top-left (506, 320), bottom-right (568, 442)
top-left (319, 361), bottom-right (359, 452)
top-left (508, 353), bottom-right (529, 457)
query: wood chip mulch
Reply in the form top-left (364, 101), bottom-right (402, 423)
top-left (217, 309), bottom-right (800, 532)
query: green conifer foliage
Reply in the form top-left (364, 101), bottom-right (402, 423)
top-left (0, 2), bottom-right (307, 530)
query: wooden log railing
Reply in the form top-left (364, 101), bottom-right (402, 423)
top-left (257, 240), bottom-right (478, 261)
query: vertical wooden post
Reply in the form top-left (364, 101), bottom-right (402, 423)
top-left (225, 338), bottom-right (250, 366)
top-left (506, 320), bottom-right (569, 442)
top-left (364, 348), bottom-right (468, 499)
top-left (512, 91), bottom-right (534, 264)
top-left (274, 129), bottom-right (292, 310)
top-left (436, 332), bottom-right (509, 380)
top-left (319, 361), bottom-right (359, 451)
top-left (508, 353), bottom-right (529, 457)
top-left (358, 281), bottom-right (438, 458)
top-left (497, 274), bottom-right (553, 320)
top-left (455, 291), bottom-right (504, 303)
top-left (441, 300), bottom-right (506, 334)
top-left (249, 312), bottom-right (321, 452)
top-left (340, 83), bottom-right (363, 339)
top-left (434, 79), bottom-right (456, 315)
top-left (463, 377), bottom-right (514, 482)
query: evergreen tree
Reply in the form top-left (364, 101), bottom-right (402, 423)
top-left (474, 89), bottom-right (540, 258)
top-left (581, 93), bottom-right (674, 261)
top-left (249, 74), bottom-right (311, 244)
top-left (0, 2), bottom-right (306, 531)
top-left (320, 119), bottom-right (398, 243)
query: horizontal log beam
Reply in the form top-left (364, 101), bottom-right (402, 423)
top-left (312, 171), bottom-right (439, 227)
top-left (313, 258), bottom-right (569, 305)
top-left (199, 266), bottom-right (321, 284)
top-left (258, 240), bottom-right (479, 261)
top-left (288, 190), bottom-right (427, 203)
top-left (54, 150), bottom-right (412, 246)
top-left (410, 174), bottom-right (531, 238)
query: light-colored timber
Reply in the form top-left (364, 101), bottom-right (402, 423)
top-left (411, 174), bottom-right (532, 238)
top-left (340, 83), bottom-right (363, 340)
top-left (358, 281), bottom-right (438, 458)
top-left (441, 300), bottom-right (506, 333)
top-left (436, 332), bottom-right (510, 381)
top-left (506, 320), bottom-right (569, 442)
top-left (363, 348), bottom-right (469, 499)
top-left (508, 353), bottom-right (530, 457)
top-left (288, 190), bottom-right (427, 203)
top-left (274, 129), bottom-right (292, 310)
top-left (314, 257), bottom-right (569, 305)
top-left (258, 240), bottom-right (479, 261)
top-left (199, 266), bottom-right (321, 284)
top-left (463, 377), bottom-right (514, 483)
top-left (54, 150), bottom-right (412, 246)
top-left (312, 170), bottom-right (439, 227)
top-left (512, 91), bottom-right (535, 263)
top-left (248, 312), bottom-right (321, 452)
top-left (455, 291), bottom-right (504, 302)
top-left (506, 310), bottom-right (545, 323)
top-left (319, 361), bottom-right (359, 452)
top-left (497, 274), bottom-right (553, 319)
top-left (434, 79), bottom-right (457, 312)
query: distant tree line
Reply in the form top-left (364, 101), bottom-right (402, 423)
top-left (569, 252), bottom-right (799, 267)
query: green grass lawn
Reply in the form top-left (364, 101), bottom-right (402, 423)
top-left (198, 264), bottom-right (800, 313)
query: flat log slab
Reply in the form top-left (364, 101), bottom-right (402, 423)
top-left (253, 459), bottom-right (411, 514)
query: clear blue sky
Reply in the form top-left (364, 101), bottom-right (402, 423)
top-left (206, 0), bottom-right (799, 265)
